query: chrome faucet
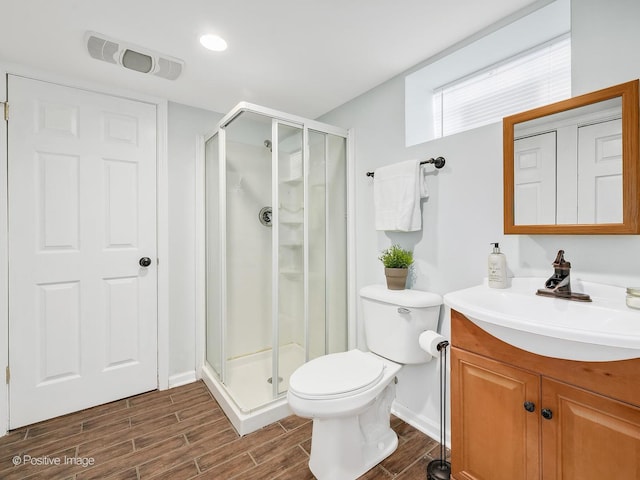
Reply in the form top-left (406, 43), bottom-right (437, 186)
top-left (536, 250), bottom-right (591, 302)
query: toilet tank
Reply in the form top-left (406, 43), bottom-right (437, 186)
top-left (360, 285), bottom-right (442, 364)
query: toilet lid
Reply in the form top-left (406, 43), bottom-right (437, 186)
top-left (289, 350), bottom-right (385, 399)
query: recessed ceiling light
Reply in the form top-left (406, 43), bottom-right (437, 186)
top-left (200, 34), bottom-right (228, 52)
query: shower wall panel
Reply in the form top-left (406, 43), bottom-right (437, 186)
top-left (225, 142), bottom-right (272, 359)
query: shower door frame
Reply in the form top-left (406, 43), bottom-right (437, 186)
top-left (197, 102), bottom-right (356, 416)
top-left (217, 125), bottom-right (228, 386)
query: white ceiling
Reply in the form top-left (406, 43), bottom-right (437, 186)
top-left (1, 0), bottom-right (541, 119)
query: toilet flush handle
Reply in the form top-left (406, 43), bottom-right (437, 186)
top-left (397, 307), bottom-right (411, 314)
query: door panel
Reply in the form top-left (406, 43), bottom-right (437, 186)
top-left (38, 281), bottom-right (81, 383)
top-left (577, 119), bottom-right (623, 223)
top-left (451, 347), bottom-right (540, 480)
top-left (514, 131), bottom-right (557, 225)
top-left (8, 75), bottom-right (158, 428)
top-left (542, 377), bottom-right (640, 480)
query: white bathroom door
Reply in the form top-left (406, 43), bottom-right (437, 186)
top-left (577, 119), bottom-right (623, 224)
top-left (7, 75), bottom-right (158, 428)
top-left (513, 132), bottom-right (557, 225)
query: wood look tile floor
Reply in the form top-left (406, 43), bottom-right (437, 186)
top-left (0, 381), bottom-right (449, 479)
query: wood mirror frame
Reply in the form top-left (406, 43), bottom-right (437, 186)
top-left (503, 79), bottom-right (640, 234)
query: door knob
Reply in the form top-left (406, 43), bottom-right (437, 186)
top-left (523, 401), bottom-right (536, 413)
top-left (139, 257), bottom-right (152, 267)
top-left (541, 408), bottom-right (553, 420)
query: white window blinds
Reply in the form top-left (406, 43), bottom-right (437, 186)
top-left (432, 35), bottom-right (571, 138)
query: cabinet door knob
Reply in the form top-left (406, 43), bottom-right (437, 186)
top-left (541, 408), bottom-right (553, 420)
top-left (523, 401), bottom-right (536, 412)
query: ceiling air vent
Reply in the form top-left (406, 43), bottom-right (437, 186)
top-left (85, 32), bottom-right (184, 81)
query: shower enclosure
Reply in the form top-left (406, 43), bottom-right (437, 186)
top-left (202, 103), bottom-right (351, 434)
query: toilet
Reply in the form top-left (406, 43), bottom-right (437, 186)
top-left (287, 284), bottom-right (443, 480)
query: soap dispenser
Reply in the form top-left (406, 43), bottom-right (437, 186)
top-left (488, 243), bottom-right (507, 288)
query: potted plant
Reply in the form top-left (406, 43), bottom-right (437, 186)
top-left (379, 245), bottom-right (413, 290)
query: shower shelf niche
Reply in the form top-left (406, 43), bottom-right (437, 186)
top-left (281, 177), bottom-right (303, 185)
top-left (280, 269), bottom-right (303, 277)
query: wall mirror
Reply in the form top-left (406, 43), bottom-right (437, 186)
top-left (503, 79), bottom-right (639, 234)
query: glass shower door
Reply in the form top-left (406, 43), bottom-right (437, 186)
top-left (307, 130), bottom-right (327, 361)
top-left (324, 132), bottom-right (348, 354)
top-left (307, 130), bottom-right (348, 359)
top-left (223, 111), bottom-right (274, 411)
top-left (274, 122), bottom-right (305, 396)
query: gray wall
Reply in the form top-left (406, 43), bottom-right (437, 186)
top-left (167, 103), bottom-right (222, 378)
top-left (319, 0), bottom-right (640, 438)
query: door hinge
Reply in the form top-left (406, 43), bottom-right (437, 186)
top-left (2, 102), bottom-right (8, 121)
top-left (5, 366), bottom-right (9, 384)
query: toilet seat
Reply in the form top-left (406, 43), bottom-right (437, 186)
top-left (289, 350), bottom-right (385, 400)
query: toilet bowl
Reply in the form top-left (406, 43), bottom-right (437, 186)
top-left (288, 350), bottom-right (401, 480)
top-left (287, 285), bottom-right (443, 480)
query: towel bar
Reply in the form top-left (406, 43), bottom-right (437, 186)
top-left (366, 157), bottom-right (445, 177)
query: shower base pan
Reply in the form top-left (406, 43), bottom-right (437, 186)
top-left (201, 344), bottom-right (304, 435)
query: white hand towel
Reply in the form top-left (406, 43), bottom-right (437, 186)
top-left (419, 167), bottom-right (429, 199)
top-left (374, 159), bottom-right (422, 231)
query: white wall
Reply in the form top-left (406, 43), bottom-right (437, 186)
top-left (167, 102), bottom-right (222, 382)
top-left (319, 0), bottom-right (640, 442)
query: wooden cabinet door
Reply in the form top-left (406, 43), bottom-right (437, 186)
top-left (451, 348), bottom-right (540, 480)
top-left (541, 377), bottom-right (640, 480)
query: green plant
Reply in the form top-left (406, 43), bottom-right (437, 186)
top-left (378, 245), bottom-right (414, 269)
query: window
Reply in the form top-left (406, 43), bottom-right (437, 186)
top-left (404, 0), bottom-right (571, 146)
top-left (432, 36), bottom-right (571, 138)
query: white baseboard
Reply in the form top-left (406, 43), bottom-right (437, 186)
top-left (168, 370), bottom-right (198, 389)
top-left (391, 402), bottom-right (451, 448)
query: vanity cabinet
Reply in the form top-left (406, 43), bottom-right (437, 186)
top-left (450, 309), bottom-right (640, 480)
